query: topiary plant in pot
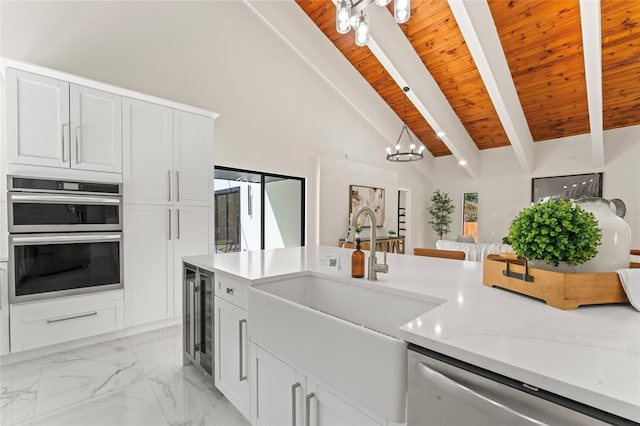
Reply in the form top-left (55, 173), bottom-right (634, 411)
top-left (508, 199), bottom-right (602, 272)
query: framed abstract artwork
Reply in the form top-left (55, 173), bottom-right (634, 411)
top-left (349, 185), bottom-right (385, 227)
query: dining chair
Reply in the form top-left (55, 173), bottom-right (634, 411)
top-left (413, 248), bottom-right (465, 260)
top-left (342, 241), bottom-right (371, 250)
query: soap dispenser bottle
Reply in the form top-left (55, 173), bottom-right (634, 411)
top-left (351, 238), bottom-right (365, 278)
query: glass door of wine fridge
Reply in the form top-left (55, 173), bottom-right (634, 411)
top-left (183, 264), bottom-right (213, 377)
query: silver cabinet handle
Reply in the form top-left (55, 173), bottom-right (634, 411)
top-left (239, 319), bottom-right (247, 381)
top-left (291, 382), bottom-right (301, 426)
top-left (194, 282), bottom-right (201, 351)
top-left (168, 170), bottom-right (171, 202)
top-left (176, 171), bottom-right (180, 202)
top-left (417, 362), bottom-right (546, 425)
top-left (75, 126), bottom-right (81, 163)
top-left (305, 392), bottom-right (316, 426)
top-left (47, 311), bottom-right (97, 324)
top-left (61, 123), bottom-right (68, 161)
top-left (176, 209), bottom-right (181, 240)
top-left (168, 209), bottom-right (172, 240)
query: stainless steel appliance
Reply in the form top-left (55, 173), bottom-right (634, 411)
top-left (183, 263), bottom-right (213, 376)
top-left (8, 176), bottom-right (122, 233)
top-left (407, 344), bottom-right (633, 426)
top-left (8, 176), bottom-right (123, 304)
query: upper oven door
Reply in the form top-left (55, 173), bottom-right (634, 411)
top-left (8, 192), bottom-right (122, 233)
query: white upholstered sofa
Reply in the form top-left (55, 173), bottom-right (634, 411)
top-left (435, 240), bottom-right (513, 262)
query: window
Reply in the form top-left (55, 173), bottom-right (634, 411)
top-left (214, 166), bottom-right (305, 252)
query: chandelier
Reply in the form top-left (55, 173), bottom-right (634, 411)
top-left (386, 87), bottom-right (425, 162)
top-left (335, 0), bottom-right (411, 47)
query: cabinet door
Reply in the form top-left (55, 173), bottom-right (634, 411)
top-left (253, 346), bottom-right (304, 426)
top-left (306, 379), bottom-right (383, 426)
top-left (123, 98), bottom-right (173, 204)
top-left (0, 262), bottom-right (9, 355)
top-left (70, 84), bottom-right (122, 173)
top-left (123, 204), bottom-right (173, 327)
top-left (173, 206), bottom-right (211, 317)
top-left (215, 296), bottom-right (250, 420)
top-left (173, 110), bottom-right (213, 206)
top-left (6, 68), bottom-right (70, 168)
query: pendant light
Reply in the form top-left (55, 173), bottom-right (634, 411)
top-left (335, 0), bottom-right (411, 47)
top-left (386, 87), bottom-right (425, 162)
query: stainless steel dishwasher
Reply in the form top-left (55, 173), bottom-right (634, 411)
top-left (407, 344), bottom-right (636, 426)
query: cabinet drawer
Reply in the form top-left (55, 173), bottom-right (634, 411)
top-left (10, 290), bottom-right (124, 352)
top-left (215, 273), bottom-right (249, 310)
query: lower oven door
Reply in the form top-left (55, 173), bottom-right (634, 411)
top-left (9, 232), bottom-right (123, 304)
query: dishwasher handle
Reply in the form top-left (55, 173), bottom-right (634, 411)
top-left (417, 362), bottom-right (548, 426)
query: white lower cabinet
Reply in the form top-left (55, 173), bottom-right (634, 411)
top-left (9, 290), bottom-right (124, 352)
top-left (1, 262), bottom-right (9, 355)
top-left (124, 204), bottom-right (173, 326)
top-left (124, 204), bottom-right (210, 327)
top-left (215, 296), bottom-right (250, 420)
top-left (173, 206), bottom-right (211, 318)
top-left (252, 345), bottom-right (383, 426)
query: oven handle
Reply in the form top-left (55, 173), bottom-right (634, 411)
top-left (9, 194), bottom-right (121, 205)
top-left (11, 234), bottom-right (122, 244)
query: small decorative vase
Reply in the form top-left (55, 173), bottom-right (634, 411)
top-left (528, 259), bottom-right (577, 273)
top-left (574, 197), bottom-right (631, 272)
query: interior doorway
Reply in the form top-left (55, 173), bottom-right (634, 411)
top-left (463, 192), bottom-right (478, 242)
top-left (214, 166), bottom-right (305, 253)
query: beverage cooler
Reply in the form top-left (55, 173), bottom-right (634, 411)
top-left (183, 263), bottom-right (213, 376)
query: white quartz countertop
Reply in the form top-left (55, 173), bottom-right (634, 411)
top-left (183, 246), bottom-right (640, 422)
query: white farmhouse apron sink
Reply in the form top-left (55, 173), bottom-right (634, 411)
top-left (248, 273), bottom-right (439, 422)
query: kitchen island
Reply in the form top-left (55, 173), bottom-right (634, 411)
top-left (184, 246), bottom-right (640, 424)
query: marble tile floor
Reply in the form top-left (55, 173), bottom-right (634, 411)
top-left (0, 325), bottom-right (249, 426)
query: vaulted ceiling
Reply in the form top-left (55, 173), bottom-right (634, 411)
top-left (294, 0), bottom-right (640, 172)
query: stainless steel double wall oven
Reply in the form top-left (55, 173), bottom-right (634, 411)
top-left (8, 176), bottom-right (124, 303)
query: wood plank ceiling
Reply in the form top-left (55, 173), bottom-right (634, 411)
top-left (295, 0), bottom-right (640, 158)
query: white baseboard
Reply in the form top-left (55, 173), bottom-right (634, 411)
top-left (0, 317), bottom-right (181, 366)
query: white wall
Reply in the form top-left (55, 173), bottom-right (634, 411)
top-left (0, 1), bottom-right (433, 249)
top-left (264, 179), bottom-right (302, 248)
top-left (432, 126), bottom-right (640, 248)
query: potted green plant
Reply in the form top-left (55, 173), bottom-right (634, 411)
top-left (508, 199), bottom-right (602, 272)
top-left (428, 189), bottom-right (455, 240)
top-left (388, 230), bottom-right (397, 237)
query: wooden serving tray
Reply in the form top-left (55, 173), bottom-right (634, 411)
top-left (483, 255), bottom-right (638, 310)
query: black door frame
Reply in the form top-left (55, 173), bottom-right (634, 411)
top-left (214, 166), bottom-right (306, 249)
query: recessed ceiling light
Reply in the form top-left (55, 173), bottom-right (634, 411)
top-left (458, 160), bottom-right (467, 166)
top-left (437, 131), bottom-right (445, 137)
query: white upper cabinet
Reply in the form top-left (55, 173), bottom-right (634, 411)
top-left (70, 85), bottom-right (122, 173)
top-left (123, 98), bottom-right (173, 205)
top-left (173, 110), bottom-right (213, 206)
top-left (124, 99), bottom-right (213, 206)
top-left (6, 68), bottom-right (122, 173)
top-left (7, 68), bottom-right (70, 168)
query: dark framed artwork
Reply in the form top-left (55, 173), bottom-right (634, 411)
top-left (349, 185), bottom-right (385, 227)
top-left (531, 172), bottom-right (603, 202)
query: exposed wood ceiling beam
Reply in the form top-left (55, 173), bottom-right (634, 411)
top-left (580, 0), bottom-right (605, 167)
top-left (449, 0), bottom-right (534, 173)
top-left (367, 6), bottom-right (481, 178)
